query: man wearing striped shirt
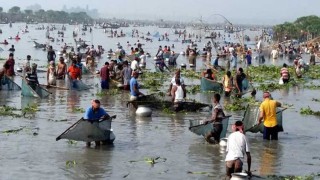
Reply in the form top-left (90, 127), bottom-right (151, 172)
top-left (280, 63), bottom-right (290, 84)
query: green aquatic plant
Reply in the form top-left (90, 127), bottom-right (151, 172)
top-left (300, 106), bottom-right (320, 116)
top-left (181, 69), bottom-right (201, 79)
top-left (22, 104), bottom-right (38, 114)
top-left (72, 107), bottom-right (85, 113)
top-left (2, 127), bottom-right (26, 134)
top-left (96, 89), bottom-right (121, 97)
top-left (267, 173), bottom-right (320, 180)
top-left (0, 105), bottom-right (22, 117)
top-left (65, 160), bottom-right (77, 168)
top-left (224, 102), bottom-right (246, 111)
top-left (67, 140), bottom-right (77, 145)
top-left (187, 85), bottom-right (201, 94)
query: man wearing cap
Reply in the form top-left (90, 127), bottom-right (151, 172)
top-left (225, 121), bottom-right (251, 180)
top-left (84, 99), bottom-right (110, 147)
top-left (129, 71), bottom-right (144, 108)
top-left (258, 92), bottom-right (282, 140)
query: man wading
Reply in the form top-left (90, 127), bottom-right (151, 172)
top-left (225, 121), bottom-right (251, 180)
top-left (84, 99), bottom-right (110, 147)
top-left (258, 92), bottom-right (282, 140)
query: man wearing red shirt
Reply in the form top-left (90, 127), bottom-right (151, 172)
top-left (100, 62), bottom-right (110, 89)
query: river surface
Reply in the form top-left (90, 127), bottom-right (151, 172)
top-left (0, 23), bottom-right (319, 180)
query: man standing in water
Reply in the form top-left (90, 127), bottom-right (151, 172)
top-left (167, 69), bottom-right (185, 96)
top-left (100, 62), bottom-right (110, 89)
top-left (57, 57), bottom-right (67, 79)
top-left (280, 63), bottom-right (290, 84)
top-left (205, 93), bottom-right (226, 144)
top-left (120, 61), bottom-right (132, 90)
top-left (225, 121), bottom-right (251, 180)
top-left (235, 68), bottom-right (246, 97)
top-left (84, 99), bottom-right (110, 147)
top-left (3, 53), bottom-right (15, 77)
top-left (171, 78), bottom-right (186, 112)
top-left (258, 92), bottom-right (282, 140)
top-left (47, 46), bottom-right (56, 62)
top-left (129, 71), bottom-right (144, 109)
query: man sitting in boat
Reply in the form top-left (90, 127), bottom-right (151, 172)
top-left (84, 99), bottom-right (110, 147)
top-left (26, 63), bottom-right (39, 90)
top-left (171, 78), bottom-right (186, 112)
top-left (167, 69), bottom-right (185, 95)
top-left (204, 93), bottom-right (226, 144)
top-left (129, 71), bottom-right (144, 109)
top-left (68, 60), bottom-right (81, 82)
top-left (23, 55), bottom-right (31, 74)
top-left (225, 121), bottom-right (251, 180)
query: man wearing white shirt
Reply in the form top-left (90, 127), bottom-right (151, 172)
top-left (130, 57), bottom-right (140, 72)
top-left (225, 121), bottom-right (251, 180)
top-left (167, 69), bottom-right (185, 95)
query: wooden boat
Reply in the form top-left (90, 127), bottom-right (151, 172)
top-left (69, 79), bottom-right (90, 91)
top-left (0, 75), bottom-right (21, 90)
top-left (21, 79), bottom-right (51, 98)
top-left (200, 77), bottom-right (223, 92)
top-left (242, 105), bottom-right (285, 133)
top-left (56, 116), bottom-right (116, 143)
top-left (189, 115), bottom-right (231, 139)
top-left (33, 41), bottom-right (46, 49)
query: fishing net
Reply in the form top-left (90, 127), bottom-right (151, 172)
top-left (133, 93), bottom-right (209, 112)
top-left (0, 76), bottom-right (21, 90)
top-left (242, 105), bottom-right (284, 133)
top-left (189, 116), bottom-right (230, 139)
top-left (56, 118), bottom-right (115, 142)
top-left (200, 77), bottom-right (223, 92)
top-left (21, 79), bottom-right (50, 98)
top-left (69, 79), bottom-right (90, 91)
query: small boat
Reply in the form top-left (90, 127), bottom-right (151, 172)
top-left (200, 77), bottom-right (223, 92)
top-left (0, 75), bottom-right (21, 90)
top-left (69, 79), bottom-right (90, 91)
top-left (189, 115), bottom-right (231, 139)
top-left (21, 79), bottom-right (51, 98)
top-left (56, 116), bottom-right (116, 143)
top-left (242, 105), bottom-right (285, 133)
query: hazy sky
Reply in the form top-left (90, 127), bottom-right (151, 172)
top-left (1, 0), bottom-right (320, 25)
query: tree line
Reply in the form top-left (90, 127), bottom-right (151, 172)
top-left (273, 15), bottom-right (320, 42)
top-left (0, 6), bottom-right (93, 24)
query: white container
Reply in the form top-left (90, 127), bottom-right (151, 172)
top-left (231, 172), bottom-right (248, 180)
top-left (219, 138), bottom-right (228, 147)
top-left (136, 106), bottom-right (152, 117)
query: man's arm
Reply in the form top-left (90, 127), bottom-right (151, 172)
top-left (171, 86), bottom-right (177, 102)
top-left (246, 152), bottom-right (252, 176)
top-left (258, 109), bottom-right (264, 124)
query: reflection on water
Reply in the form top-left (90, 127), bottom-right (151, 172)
top-left (258, 141), bottom-right (282, 176)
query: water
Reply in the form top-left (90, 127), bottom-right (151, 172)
top-left (0, 23), bottom-right (320, 180)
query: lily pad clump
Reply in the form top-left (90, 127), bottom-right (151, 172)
top-left (248, 65), bottom-right (282, 83)
top-left (0, 105), bottom-right (22, 117)
top-left (267, 173), bottom-right (320, 180)
top-left (181, 69), bottom-right (201, 79)
top-left (72, 107), bottom-right (85, 113)
top-left (187, 85), bottom-right (201, 94)
top-left (22, 104), bottom-right (39, 114)
top-left (129, 156), bottom-right (167, 165)
top-left (224, 101), bottom-right (246, 111)
top-left (300, 106), bottom-right (320, 116)
top-left (65, 160), bottom-right (77, 168)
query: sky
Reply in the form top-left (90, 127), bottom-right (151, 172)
top-left (1, 0), bottom-right (320, 25)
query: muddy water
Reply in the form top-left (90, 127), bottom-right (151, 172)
top-left (0, 23), bottom-right (319, 180)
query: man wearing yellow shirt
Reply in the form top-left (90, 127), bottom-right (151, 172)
top-left (258, 92), bottom-right (282, 140)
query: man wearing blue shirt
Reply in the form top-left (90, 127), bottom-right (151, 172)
top-left (129, 71), bottom-right (144, 108)
top-left (84, 99), bottom-right (110, 147)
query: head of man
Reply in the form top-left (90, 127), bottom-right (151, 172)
top-left (263, 91), bottom-right (271, 99)
top-left (9, 53), bottom-right (14, 59)
top-left (283, 63), bottom-right (287, 68)
top-left (231, 121), bottom-right (244, 133)
top-left (238, 67), bottom-right (243, 75)
top-left (72, 60), bottom-right (77, 67)
top-left (132, 71), bottom-right (139, 78)
top-left (91, 99), bottom-right (101, 111)
top-left (27, 55), bottom-right (31, 61)
top-left (59, 57), bottom-right (64, 63)
top-left (123, 61), bottom-right (128, 67)
top-left (105, 62), bottom-right (109, 67)
top-left (212, 93), bottom-right (221, 104)
top-left (31, 63), bottom-right (37, 72)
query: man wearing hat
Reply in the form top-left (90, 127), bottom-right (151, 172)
top-left (258, 92), bottom-right (282, 140)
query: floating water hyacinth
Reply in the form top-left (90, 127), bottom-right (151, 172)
top-left (300, 106), bottom-right (320, 116)
top-left (65, 160), bottom-right (77, 168)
